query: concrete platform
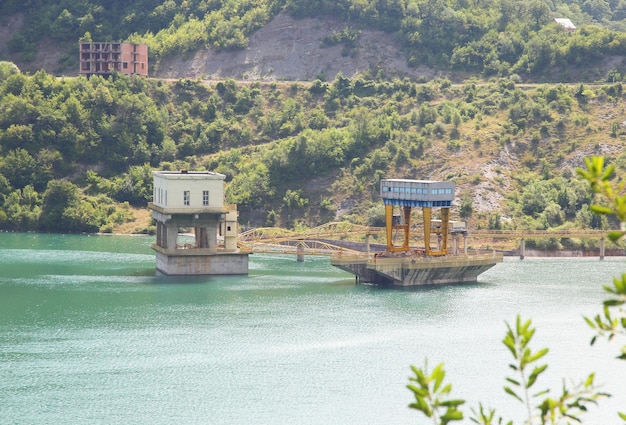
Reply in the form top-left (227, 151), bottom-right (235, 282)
top-left (155, 249), bottom-right (249, 276)
top-left (331, 252), bottom-right (502, 286)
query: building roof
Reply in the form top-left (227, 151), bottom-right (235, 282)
top-left (554, 18), bottom-right (576, 30)
top-left (382, 179), bottom-right (440, 184)
top-left (153, 170), bottom-right (226, 180)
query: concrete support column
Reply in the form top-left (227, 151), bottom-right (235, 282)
top-left (365, 234), bottom-right (370, 254)
top-left (600, 237), bottom-right (605, 260)
top-left (440, 207), bottom-right (450, 253)
top-left (160, 222), bottom-right (166, 248)
top-left (202, 227), bottom-right (209, 248)
top-left (195, 227), bottom-right (209, 248)
top-left (155, 222), bottom-right (163, 247)
top-left (205, 223), bottom-right (218, 251)
top-left (297, 244), bottom-right (305, 262)
top-left (423, 207), bottom-right (432, 255)
top-left (463, 233), bottom-right (468, 254)
top-left (402, 206), bottom-right (412, 251)
top-left (453, 233), bottom-right (458, 256)
top-left (520, 238), bottom-right (525, 260)
top-left (166, 224), bottom-right (178, 250)
top-left (385, 204), bottom-right (394, 252)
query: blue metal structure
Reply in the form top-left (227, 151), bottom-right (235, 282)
top-left (379, 179), bottom-right (455, 255)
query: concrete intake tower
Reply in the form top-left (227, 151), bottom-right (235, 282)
top-left (149, 170), bottom-right (249, 276)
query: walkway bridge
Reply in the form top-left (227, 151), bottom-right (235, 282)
top-left (237, 222), bottom-right (610, 259)
top-left (472, 229), bottom-right (606, 239)
top-left (472, 229), bottom-right (609, 258)
top-left (238, 222), bottom-right (385, 257)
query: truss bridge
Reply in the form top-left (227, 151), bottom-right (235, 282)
top-left (238, 222), bottom-right (385, 257)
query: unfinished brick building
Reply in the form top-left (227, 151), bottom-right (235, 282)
top-left (79, 42), bottom-right (148, 77)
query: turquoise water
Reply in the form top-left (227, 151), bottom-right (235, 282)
top-left (1, 233), bottom-right (625, 424)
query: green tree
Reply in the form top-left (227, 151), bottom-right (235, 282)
top-left (459, 192), bottom-right (473, 219)
top-left (582, 0), bottom-right (612, 21)
top-left (0, 61), bottom-right (20, 81)
top-left (113, 164), bottom-right (153, 206)
top-left (39, 180), bottom-right (81, 232)
top-left (0, 148), bottom-right (49, 191)
top-left (50, 9), bottom-right (78, 40)
top-left (577, 156), bottom-right (626, 368)
top-left (527, 0), bottom-right (551, 29)
top-left (226, 162), bottom-right (273, 210)
top-left (409, 316), bottom-right (607, 425)
top-left (1, 185), bottom-right (40, 230)
top-left (283, 189), bottom-right (308, 210)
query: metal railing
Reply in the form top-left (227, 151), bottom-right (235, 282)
top-left (237, 222), bottom-right (608, 256)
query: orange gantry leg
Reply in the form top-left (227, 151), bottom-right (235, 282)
top-left (386, 205), bottom-right (451, 256)
top-left (423, 207), bottom-right (432, 255)
top-left (385, 204), bottom-right (412, 252)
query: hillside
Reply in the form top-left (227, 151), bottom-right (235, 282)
top-left (2, 2), bottom-right (626, 249)
top-left (2, 10), bottom-right (626, 83)
top-left (155, 12), bottom-right (445, 81)
top-left (156, 13), bottom-right (626, 83)
top-left (0, 11), bottom-right (455, 81)
top-left (1, 65), bottom-right (623, 245)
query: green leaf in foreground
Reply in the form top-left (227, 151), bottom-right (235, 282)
top-left (407, 360), bottom-right (465, 424)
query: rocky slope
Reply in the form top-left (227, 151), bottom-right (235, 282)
top-left (154, 12), bottom-right (443, 81)
top-left (0, 12), bottom-right (443, 80)
top-left (2, 11), bottom-right (624, 82)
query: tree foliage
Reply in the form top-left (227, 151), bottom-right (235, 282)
top-left (4, 0), bottom-right (626, 77)
top-left (407, 360), bottom-right (464, 424)
top-left (0, 66), bottom-right (626, 233)
top-left (578, 156), bottom-right (626, 371)
top-left (409, 316), bottom-right (608, 424)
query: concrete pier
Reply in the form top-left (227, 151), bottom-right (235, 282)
top-left (600, 237), bottom-right (605, 260)
top-left (296, 244), bottom-right (305, 262)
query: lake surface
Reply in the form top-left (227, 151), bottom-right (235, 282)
top-left (1, 232), bottom-right (625, 424)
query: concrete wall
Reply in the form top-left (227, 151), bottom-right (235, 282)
top-left (121, 43), bottom-right (148, 76)
top-left (156, 252), bottom-right (249, 275)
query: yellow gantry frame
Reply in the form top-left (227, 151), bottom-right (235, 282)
top-left (385, 204), bottom-right (411, 252)
top-left (385, 205), bottom-right (450, 256)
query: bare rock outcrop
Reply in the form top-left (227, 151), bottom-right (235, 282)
top-left (155, 12), bottom-right (440, 81)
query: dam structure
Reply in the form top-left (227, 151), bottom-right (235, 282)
top-left (149, 170), bottom-right (249, 276)
top-left (330, 179), bottom-right (502, 286)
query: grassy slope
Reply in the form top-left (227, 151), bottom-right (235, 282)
top-left (1, 10), bottom-right (624, 241)
top-left (112, 80), bottom-right (626, 252)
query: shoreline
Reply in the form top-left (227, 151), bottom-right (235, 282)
top-left (4, 231), bottom-right (625, 258)
top-left (501, 248), bottom-right (626, 258)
